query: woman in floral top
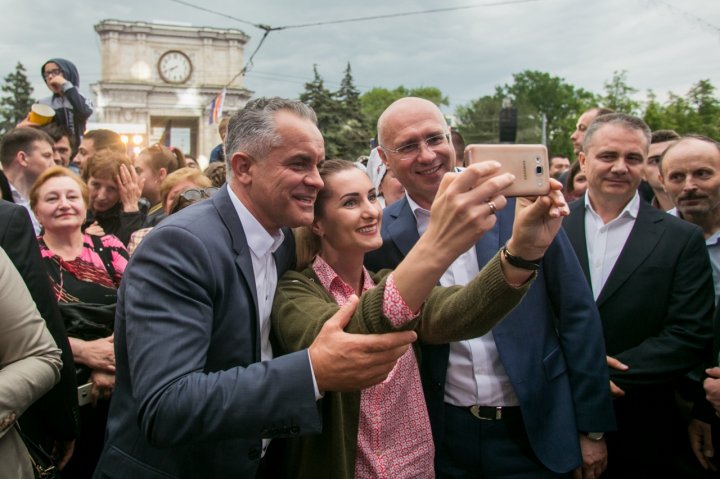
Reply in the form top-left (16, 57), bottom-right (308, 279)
top-left (30, 166), bottom-right (127, 478)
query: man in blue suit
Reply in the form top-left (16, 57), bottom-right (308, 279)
top-left (365, 97), bottom-right (615, 478)
top-left (94, 98), bottom-right (417, 478)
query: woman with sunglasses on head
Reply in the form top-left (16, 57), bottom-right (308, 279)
top-left (134, 144), bottom-right (186, 228)
top-left (127, 167), bottom-right (214, 255)
top-left (270, 160), bottom-right (569, 479)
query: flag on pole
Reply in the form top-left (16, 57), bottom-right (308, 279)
top-left (209, 88), bottom-right (226, 125)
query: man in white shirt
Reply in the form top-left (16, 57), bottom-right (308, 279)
top-left (0, 127), bottom-right (55, 234)
top-left (366, 97), bottom-right (615, 479)
top-left (563, 114), bottom-right (715, 478)
top-left (95, 98), bottom-right (418, 478)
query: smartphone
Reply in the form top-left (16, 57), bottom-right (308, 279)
top-left (465, 144), bottom-right (550, 197)
top-left (78, 382), bottom-right (93, 406)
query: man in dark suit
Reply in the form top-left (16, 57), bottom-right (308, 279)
top-left (562, 113), bottom-right (714, 477)
top-left (365, 97), bottom-right (615, 478)
top-left (93, 98), bottom-right (417, 478)
top-left (0, 200), bottom-right (79, 469)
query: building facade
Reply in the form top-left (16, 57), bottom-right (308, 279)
top-left (92, 19), bottom-right (252, 161)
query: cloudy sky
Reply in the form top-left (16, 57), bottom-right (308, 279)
top-left (1, 0), bottom-right (718, 114)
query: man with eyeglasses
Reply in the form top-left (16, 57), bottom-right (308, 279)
top-left (365, 97), bottom-right (615, 479)
top-left (33, 58), bottom-right (93, 151)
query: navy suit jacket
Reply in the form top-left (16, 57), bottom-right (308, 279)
top-left (365, 196), bottom-right (615, 474)
top-left (563, 198), bottom-right (714, 389)
top-left (94, 186), bottom-right (322, 479)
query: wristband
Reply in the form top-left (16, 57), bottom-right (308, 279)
top-left (501, 243), bottom-right (542, 271)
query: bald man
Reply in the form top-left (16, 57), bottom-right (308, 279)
top-left (366, 97), bottom-right (615, 479)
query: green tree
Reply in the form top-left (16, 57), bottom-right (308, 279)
top-left (360, 86), bottom-right (448, 139)
top-left (602, 70), bottom-right (640, 115)
top-left (457, 70), bottom-right (596, 157)
top-left (299, 65), bottom-right (343, 158)
top-left (334, 63), bottom-right (371, 159)
top-left (0, 62), bottom-right (34, 135)
top-left (642, 80), bottom-right (720, 138)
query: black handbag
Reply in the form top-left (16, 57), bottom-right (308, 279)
top-left (15, 424), bottom-right (59, 479)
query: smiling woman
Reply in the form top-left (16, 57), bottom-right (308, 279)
top-left (269, 159), bottom-right (560, 479)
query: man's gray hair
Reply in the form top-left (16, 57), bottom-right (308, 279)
top-left (582, 113), bottom-right (651, 153)
top-left (224, 97), bottom-right (317, 178)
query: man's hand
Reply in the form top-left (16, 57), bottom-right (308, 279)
top-left (47, 73), bottom-right (67, 94)
top-left (689, 419), bottom-right (716, 471)
top-left (607, 355), bottom-right (628, 398)
top-left (506, 178), bottom-right (569, 261)
top-left (705, 367), bottom-right (720, 411)
top-left (573, 435), bottom-right (608, 479)
top-left (309, 295), bottom-right (417, 392)
top-left (69, 335), bottom-right (115, 372)
top-left (117, 164), bottom-right (144, 213)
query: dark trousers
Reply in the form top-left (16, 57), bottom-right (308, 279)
top-left (436, 403), bottom-right (571, 479)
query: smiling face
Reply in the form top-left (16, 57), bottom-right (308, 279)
top-left (661, 138), bottom-right (720, 222)
top-left (34, 175), bottom-right (87, 234)
top-left (235, 111), bottom-right (325, 232)
top-left (313, 168), bottom-right (383, 257)
top-left (378, 98), bottom-right (453, 210)
top-left (580, 123), bottom-right (646, 210)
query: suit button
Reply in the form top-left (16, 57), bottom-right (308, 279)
top-left (248, 447), bottom-right (261, 460)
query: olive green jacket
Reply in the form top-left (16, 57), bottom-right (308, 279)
top-left (270, 251), bottom-right (533, 479)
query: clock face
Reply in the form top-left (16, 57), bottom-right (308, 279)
top-left (158, 50), bottom-right (193, 84)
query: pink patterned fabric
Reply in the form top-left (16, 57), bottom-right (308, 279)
top-left (312, 256), bottom-right (434, 478)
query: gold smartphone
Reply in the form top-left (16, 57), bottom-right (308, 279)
top-left (465, 144), bottom-right (550, 197)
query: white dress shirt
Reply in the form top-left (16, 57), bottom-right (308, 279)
top-left (584, 192), bottom-right (640, 300)
top-left (407, 194), bottom-right (519, 407)
top-left (9, 182), bottom-right (41, 235)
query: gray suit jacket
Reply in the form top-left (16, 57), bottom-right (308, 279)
top-left (94, 185), bottom-right (321, 478)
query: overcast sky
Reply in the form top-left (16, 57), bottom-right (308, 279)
top-left (1, 0), bottom-right (718, 114)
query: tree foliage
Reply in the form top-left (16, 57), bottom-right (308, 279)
top-left (602, 70), bottom-right (640, 115)
top-left (0, 62), bottom-right (34, 136)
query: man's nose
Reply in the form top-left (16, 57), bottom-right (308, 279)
top-left (305, 167), bottom-right (324, 190)
top-left (417, 141), bottom-right (437, 162)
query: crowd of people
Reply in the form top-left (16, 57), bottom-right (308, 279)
top-left (1, 57), bottom-right (720, 479)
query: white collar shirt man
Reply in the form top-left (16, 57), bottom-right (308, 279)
top-left (9, 181), bottom-right (41, 235)
top-left (407, 192), bottom-right (519, 407)
top-left (584, 191), bottom-right (640, 300)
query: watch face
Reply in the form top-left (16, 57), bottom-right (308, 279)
top-left (158, 50), bottom-right (192, 84)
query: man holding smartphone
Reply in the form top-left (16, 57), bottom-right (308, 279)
top-left (365, 97), bottom-right (615, 479)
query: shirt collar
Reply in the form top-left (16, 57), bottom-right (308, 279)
top-left (584, 190), bottom-right (640, 222)
top-left (406, 192), bottom-right (430, 224)
top-left (227, 186), bottom-right (284, 257)
top-left (312, 254), bottom-right (374, 295)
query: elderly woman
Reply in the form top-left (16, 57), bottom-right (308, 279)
top-left (30, 166), bottom-right (128, 478)
top-left (0, 247), bottom-right (61, 479)
top-left (134, 144), bottom-right (186, 227)
top-left (127, 167), bottom-right (214, 255)
top-left (271, 160), bottom-right (568, 478)
top-left (82, 150), bottom-right (144, 245)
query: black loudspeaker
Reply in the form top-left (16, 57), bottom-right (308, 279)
top-left (499, 107), bottom-right (517, 143)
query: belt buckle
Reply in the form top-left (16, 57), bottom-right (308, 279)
top-left (470, 405), bottom-right (502, 420)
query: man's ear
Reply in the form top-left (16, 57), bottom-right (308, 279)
top-left (659, 173), bottom-right (667, 192)
top-left (578, 152), bottom-right (587, 172)
top-left (230, 151), bottom-right (254, 185)
top-left (15, 150), bottom-right (28, 168)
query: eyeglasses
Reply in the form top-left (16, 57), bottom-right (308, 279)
top-left (381, 133), bottom-right (450, 159)
top-left (43, 68), bottom-right (63, 80)
top-left (171, 187), bottom-right (219, 215)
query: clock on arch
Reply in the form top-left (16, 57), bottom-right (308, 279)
top-left (157, 50), bottom-right (193, 84)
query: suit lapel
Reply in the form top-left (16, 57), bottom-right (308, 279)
top-left (387, 198), bottom-right (421, 257)
top-left (213, 186), bottom-right (261, 357)
top-left (564, 198), bottom-right (592, 283)
top-left (596, 201), bottom-right (664, 306)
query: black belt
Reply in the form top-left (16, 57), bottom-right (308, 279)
top-left (466, 405), bottom-right (522, 421)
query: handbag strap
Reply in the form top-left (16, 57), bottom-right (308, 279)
top-left (14, 423), bottom-right (58, 478)
top-left (89, 234), bottom-right (117, 282)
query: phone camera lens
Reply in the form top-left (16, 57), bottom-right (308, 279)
top-left (535, 166), bottom-right (543, 175)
